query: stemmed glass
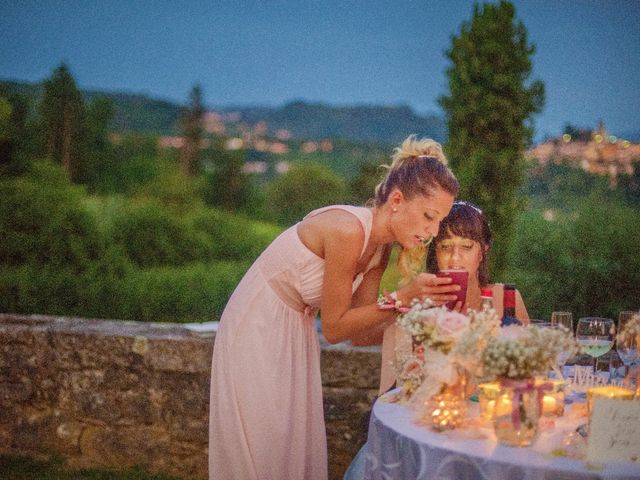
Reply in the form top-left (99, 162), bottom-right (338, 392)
top-left (616, 311), bottom-right (639, 388)
top-left (550, 311), bottom-right (574, 377)
top-left (576, 317), bottom-right (615, 373)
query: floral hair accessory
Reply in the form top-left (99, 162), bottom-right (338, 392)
top-left (377, 289), bottom-right (410, 314)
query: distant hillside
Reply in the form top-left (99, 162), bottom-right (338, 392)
top-left (222, 101), bottom-right (447, 145)
top-left (1, 79), bottom-right (446, 145)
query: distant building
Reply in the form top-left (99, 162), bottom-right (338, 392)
top-left (526, 121), bottom-right (640, 187)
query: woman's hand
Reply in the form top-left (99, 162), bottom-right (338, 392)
top-left (396, 272), bottom-right (460, 307)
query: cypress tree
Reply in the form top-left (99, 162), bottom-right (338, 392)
top-left (179, 84), bottom-right (204, 176)
top-left (439, 0), bottom-right (544, 276)
top-left (39, 64), bottom-right (87, 182)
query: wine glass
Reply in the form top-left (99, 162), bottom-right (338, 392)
top-left (550, 312), bottom-right (574, 378)
top-left (616, 311), bottom-right (639, 388)
top-left (551, 311), bottom-right (573, 332)
top-left (576, 317), bottom-right (615, 373)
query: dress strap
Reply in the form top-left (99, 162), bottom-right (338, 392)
top-left (303, 205), bottom-right (372, 259)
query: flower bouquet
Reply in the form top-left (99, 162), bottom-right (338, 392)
top-left (393, 300), bottom-right (501, 430)
top-left (481, 325), bottom-right (577, 446)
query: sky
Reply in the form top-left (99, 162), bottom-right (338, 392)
top-left (1, 0), bottom-right (639, 141)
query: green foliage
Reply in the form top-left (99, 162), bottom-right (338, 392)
top-left (178, 84), bottom-right (205, 176)
top-left (265, 162), bottom-right (348, 226)
top-left (119, 261), bottom-right (249, 322)
top-left (134, 160), bottom-right (205, 214)
top-left (0, 161), bottom-right (104, 269)
top-left (203, 148), bottom-right (256, 213)
top-left (439, 0), bottom-right (544, 276)
top-left (505, 196), bottom-right (640, 320)
top-left (0, 454), bottom-right (179, 480)
top-left (0, 85), bottom-right (33, 176)
top-left (348, 161), bottom-right (385, 205)
top-left (187, 208), bottom-right (281, 262)
top-left (110, 201), bottom-right (210, 268)
top-left (39, 63), bottom-right (87, 182)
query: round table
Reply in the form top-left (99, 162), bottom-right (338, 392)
top-left (362, 393), bottom-right (640, 480)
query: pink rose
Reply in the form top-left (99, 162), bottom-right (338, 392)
top-left (402, 359), bottom-right (423, 378)
top-left (414, 345), bottom-right (425, 361)
top-left (435, 311), bottom-right (470, 341)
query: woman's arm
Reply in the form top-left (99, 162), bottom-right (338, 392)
top-left (318, 214), bottom-right (395, 344)
top-left (348, 246), bottom-right (392, 346)
top-left (318, 215), bottom-right (458, 344)
top-left (516, 289), bottom-right (530, 325)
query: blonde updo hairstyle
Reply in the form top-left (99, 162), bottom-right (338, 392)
top-left (374, 135), bottom-right (459, 285)
top-left (374, 135), bottom-right (458, 207)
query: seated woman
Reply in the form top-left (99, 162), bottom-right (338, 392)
top-left (377, 200), bottom-right (529, 395)
top-left (344, 200), bottom-right (530, 480)
top-left (426, 200), bottom-right (529, 320)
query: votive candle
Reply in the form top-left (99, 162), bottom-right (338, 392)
top-left (586, 385), bottom-right (635, 420)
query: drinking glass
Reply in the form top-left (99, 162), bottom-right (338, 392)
top-left (551, 311), bottom-right (575, 376)
top-left (576, 317), bottom-right (614, 373)
top-left (551, 311), bottom-right (573, 332)
top-left (616, 311), bottom-right (639, 388)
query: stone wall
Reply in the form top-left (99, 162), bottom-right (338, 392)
top-left (0, 314), bottom-right (381, 480)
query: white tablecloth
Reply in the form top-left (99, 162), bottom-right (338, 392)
top-left (362, 395), bottom-right (640, 480)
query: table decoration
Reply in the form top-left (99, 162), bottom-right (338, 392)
top-left (587, 396), bottom-right (640, 464)
top-left (537, 378), bottom-right (566, 416)
top-left (586, 385), bottom-right (635, 418)
top-left (481, 325), bottom-right (577, 446)
top-left (393, 300), bottom-right (500, 430)
top-left (477, 382), bottom-right (500, 420)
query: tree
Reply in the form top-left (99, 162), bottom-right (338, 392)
top-left (439, 0), bottom-right (544, 277)
top-left (203, 148), bottom-right (255, 212)
top-left (179, 84), bottom-right (204, 176)
top-left (39, 63), bottom-right (87, 182)
top-left (265, 162), bottom-right (347, 226)
top-left (0, 85), bottom-right (30, 176)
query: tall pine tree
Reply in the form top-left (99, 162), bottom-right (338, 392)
top-left (39, 63), bottom-right (87, 182)
top-left (179, 84), bottom-right (204, 176)
top-left (439, 0), bottom-right (544, 276)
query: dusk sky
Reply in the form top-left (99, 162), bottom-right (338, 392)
top-left (2, 0), bottom-right (639, 141)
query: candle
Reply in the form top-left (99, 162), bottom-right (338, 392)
top-left (587, 385), bottom-right (635, 419)
top-left (425, 392), bottom-right (466, 431)
top-left (478, 382), bottom-right (500, 421)
top-left (536, 378), bottom-right (566, 417)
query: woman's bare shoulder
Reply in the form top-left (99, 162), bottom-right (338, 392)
top-left (298, 207), bottom-right (366, 257)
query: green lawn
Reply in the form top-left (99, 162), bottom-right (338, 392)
top-left (0, 455), bottom-right (181, 480)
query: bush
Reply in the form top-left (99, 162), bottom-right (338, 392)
top-left (265, 162), bottom-right (348, 226)
top-left (110, 201), bottom-right (211, 267)
top-left (118, 261), bottom-right (249, 322)
top-left (505, 196), bottom-right (640, 320)
top-left (0, 161), bottom-right (106, 270)
top-left (186, 207), bottom-right (281, 262)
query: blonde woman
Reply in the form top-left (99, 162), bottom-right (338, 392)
top-left (209, 135), bottom-right (460, 480)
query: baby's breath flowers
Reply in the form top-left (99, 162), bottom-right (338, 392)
top-left (481, 325), bottom-right (577, 380)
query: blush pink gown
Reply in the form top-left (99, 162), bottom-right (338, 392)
top-left (209, 205), bottom-right (382, 480)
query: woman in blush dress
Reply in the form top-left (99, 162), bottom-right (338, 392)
top-left (209, 135), bottom-right (460, 480)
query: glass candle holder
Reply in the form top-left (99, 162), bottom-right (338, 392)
top-left (478, 382), bottom-right (501, 421)
top-left (493, 378), bottom-right (541, 447)
top-left (536, 378), bottom-right (566, 417)
top-left (586, 385), bottom-right (635, 419)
